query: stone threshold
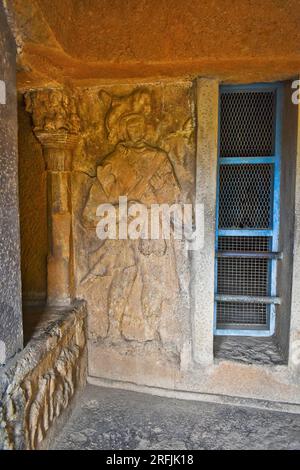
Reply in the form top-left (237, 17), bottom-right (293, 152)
top-left (88, 375), bottom-right (300, 415)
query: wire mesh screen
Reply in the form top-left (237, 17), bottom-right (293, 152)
top-left (218, 164), bottom-right (273, 229)
top-left (219, 91), bottom-right (276, 157)
top-left (218, 236), bottom-right (271, 252)
top-left (217, 302), bottom-right (268, 326)
top-left (215, 87), bottom-right (279, 333)
top-left (217, 258), bottom-right (269, 296)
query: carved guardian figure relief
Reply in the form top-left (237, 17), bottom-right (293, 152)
top-left (80, 88), bottom-right (182, 343)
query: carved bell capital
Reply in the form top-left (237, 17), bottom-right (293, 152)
top-left (34, 130), bottom-right (79, 171)
top-left (34, 130), bottom-right (79, 150)
top-left (25, 88), bottom-right (81, 172)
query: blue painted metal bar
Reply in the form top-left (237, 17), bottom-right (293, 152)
top-left (214, 328), bottom-right (273, 337)
top-left (213, 82), bottom-right (222, 334)
top-left (221, 83), bottom-right (281, 93)
top-left (218, 229), bottom-right (274, 237)
top-left (219, 157), bottom-right (276, 165)
top-left (216, 251), bottom-right (282, 259)
top-left (268, 84), bottom-right (283, 335)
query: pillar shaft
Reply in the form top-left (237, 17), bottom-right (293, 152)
top-left (35, 131), bottom-right (78, 306)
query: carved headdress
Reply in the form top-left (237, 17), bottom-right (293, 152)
top-left (99, 88), bottom-right (152, 144)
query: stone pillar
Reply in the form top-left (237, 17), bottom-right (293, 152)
top-left (191, 78), bottom-right (219, 366)
top-left (0, 4), bottom-right (23, 365)
top-left (34, 131), bottom-right (78, 306)
top-left (289, 80), bottom-right (300, 378)
top-left (25, 88), bottom-right (80, 307)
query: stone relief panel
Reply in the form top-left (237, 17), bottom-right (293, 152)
top-left (71, 83), bottom-right (195, 365)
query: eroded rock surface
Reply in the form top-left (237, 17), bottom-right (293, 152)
top-left (214, 336), bottom-right (285, 365)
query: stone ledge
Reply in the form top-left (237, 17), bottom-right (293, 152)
top-left (214, 336), bottom-right (286, 366)
top-left (88, 375), bottom-right (300, 415)
top-left (0, 300), bottom-right (87, 450)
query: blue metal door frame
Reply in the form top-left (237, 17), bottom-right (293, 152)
top-left (214, 82), bottom-right (283, 336)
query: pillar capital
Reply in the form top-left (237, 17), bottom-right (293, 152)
top-left (24, 88), bottom-right (81, 134)
top-left (34, 130), bottom-right (79, 150)
top-left (34, 131), bottom-right (79, 171)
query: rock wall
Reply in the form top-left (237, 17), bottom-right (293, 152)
top-left (0, 3), bottom-right (23, 364)
top-left (0, 301), bottom-right (87, 450)
top-left (18, 94), bottom-right (47, 302)
top-left (21, 80), bottom-right (196, 380)
top-left (20, 80), bottom-right (300, 408)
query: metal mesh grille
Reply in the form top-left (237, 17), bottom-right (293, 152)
top-left (217, 302), bottom-right (268, 326)
top-left (218, 236), bottom-right (271, 252)
top-left (215, 88), bottom-right (279, 333)
top-left (219, 164), bottom-right (273, 229)
top-left (220, 91), bottom-right (276, 157)
top-left (217, 258), bottom-right (269, 296)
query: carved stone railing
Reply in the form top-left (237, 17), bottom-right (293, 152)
top-left (0, 300), bottom-right (87, 450)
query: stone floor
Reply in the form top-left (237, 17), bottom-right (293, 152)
top-left (54, 385), bottom-right (300, 450)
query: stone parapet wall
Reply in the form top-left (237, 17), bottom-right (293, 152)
top-left (0, 300), bottom-right (87, 450)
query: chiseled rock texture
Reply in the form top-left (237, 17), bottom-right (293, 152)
top-left (0, 2), bottom-right (23, 365)
top-left (3, 0), bottom-right (300, 88)
top-left (0, 301), bottom-right (87, 450)
top-left (214, 336), bottom-right (285, 366)
top-left (54, 385), bottom-right (300, 450)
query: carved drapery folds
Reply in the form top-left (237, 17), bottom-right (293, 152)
top-left (80, 88), bottom-right (181, 342)
top-left (71, 84), bottom-right (195, 357)
top-left (25, 89), bottom-right (80, 306)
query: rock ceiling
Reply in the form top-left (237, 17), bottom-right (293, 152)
top-left (3, 0), bottom-right (300, 90)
